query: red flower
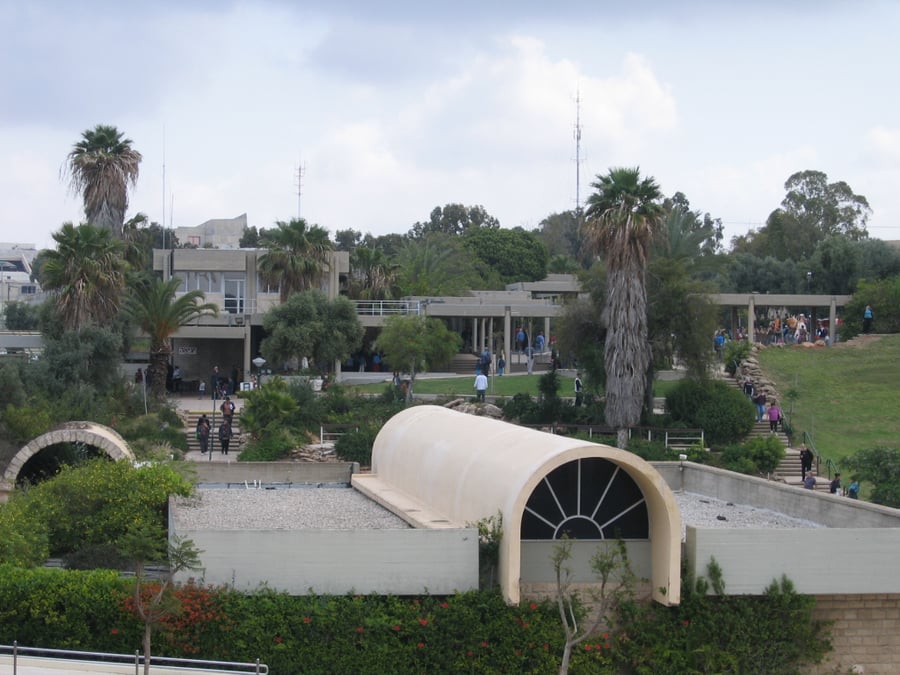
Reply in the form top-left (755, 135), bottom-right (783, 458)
top-left (303, 616), bottom-right (311, 624)
top-left (585, 644), bottom-right (593, 651)
top-left (417, 642), bottom-right (425, 649)
top-left (480, 641), bottom-right (488, 648)
top-left (440, 602), bottom-right (449, 609)
top-left (356, 626), bottom-right (364, 634)
top-left (274, 636), bottom-right (283, 644)
top-left (418, 618), bottom-right (428, 626)
top-left (467, 650), bottom-right (474, 657)
top-left (683, 620), bottom-right (690, 626)
top-left (543, 643), bottom-right (550, 650)
top-left (522, 622), bottom-right (529, 629)
top-left (529, 602), bottom-right (538, 610)
top-left (393, 624), bottom-right (401, 632)
top-left (110, 628), bottom-right (119, 635)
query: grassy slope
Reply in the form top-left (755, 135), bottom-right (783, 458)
top-left (756, 334), bottom-right (900, 461)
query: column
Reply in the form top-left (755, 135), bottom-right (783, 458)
top-left (829, 297), bottom-right (837, 345)
top-left (504, 307), bottom-right (511, 371)
top-left (748, 295), bottom-right (756, 342)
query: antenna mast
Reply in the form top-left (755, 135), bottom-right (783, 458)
top-left (574, 88), bottom-right (583, 215)
top-left (162, 125), bottom-right (166, 250)
top-left (296, 160), bottom-right (306, 219)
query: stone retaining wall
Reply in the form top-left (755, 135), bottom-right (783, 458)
top-left (809, 593), bottom-right (900, 674)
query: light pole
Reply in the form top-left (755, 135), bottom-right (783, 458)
top-left (0, 261), bottom-right (15, 327)
top-left (252, 356), bottom-right (266, 388)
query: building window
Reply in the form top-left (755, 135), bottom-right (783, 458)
top-left (521, 458), bottom-right (649, 540)
top-left (19, 285), bottom-right (36, 295)
top-left (223, 274), bottom-right (246, 314)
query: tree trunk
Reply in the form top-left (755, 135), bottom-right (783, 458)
top-left (142, 622), bottom-right (152, 675)
top-left (616, 427), bottom-right (629, 450)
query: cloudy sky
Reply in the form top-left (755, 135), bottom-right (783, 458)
top-left (2, 0), bottom-right (899, 251)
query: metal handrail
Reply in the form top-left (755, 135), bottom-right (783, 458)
top-left (803, 430), bottom-right (823, 476)
top-left (1, 641), bottom-right (268, 674)
top-left (353, 300), bottom-right (421, 316)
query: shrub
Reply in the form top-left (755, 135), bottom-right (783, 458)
top-left (666, 379), bottom-right (755, 447)
top-left (721, 436), bottom-right (786, 475)
top-left (335, 426), bottom-right (379, 466)
top-left (723, 340), bottom-right (753, 376)
top-left (238, 428), bottom-right (297, 462)
top-left (501, 393), bottom-right (540, 424)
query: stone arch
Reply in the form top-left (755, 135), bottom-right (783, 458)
top-left (0, 422), bottom-right (135, 502)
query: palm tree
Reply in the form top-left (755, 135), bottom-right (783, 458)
top-left (124, 277), bottom-right (218, 400)
top-left (349, 246), bottom-right (398, 300)
top-left (583, 167), bottom-right (664, 448)
top-left (65, 124), bottom-right (142, 237)
top-left (39, 223), bottom-right (128, 331)
top-left (258, 218), bottom-right (333, 302)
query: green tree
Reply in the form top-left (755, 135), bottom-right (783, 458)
top-left (781, 170), bottom-right (871, 240)
top-left (409, 203), bottom-right (500, 239)
top-left (720, 252), bottom-right (802, 294)
top-left (537, 210), bottom-right (582, 263)
top-left (64, 124), bottom-right (142, 237)
top-left (123, 277), bottom-right (218, 400)
top-left (334, 228), bottom-right (363, 252)
top-left (394, 233), bottom-right (488, 296)
top-left (3, 301), bottom-right (41, 330)
top-left (375, 315), bottom-right (461, 399)
top-left (841, 276), bottom-right (900, 338)
top-left (349, 246), bottom-right (398, 300)
top-left (121, 214), bottom-right (178, 273)
top-left (119, 523), bottom-right (202, 675)
top-left (463, 226), bottom-right (549, 283)
top-left (260, 291), bottom-right (364, 374)
top-left (583, 167), bottom-right (664, 447)
top-left (38, 223), bottom-right (128, 331)
top-left (841, 447), bottom-right (900, 507)
top-left (258, 218), bottom-right (333, 302)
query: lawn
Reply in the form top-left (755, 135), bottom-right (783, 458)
top-left (756, 334), bottom-right (900, 462)
top-left (345, 372), bottom-right (680, 399)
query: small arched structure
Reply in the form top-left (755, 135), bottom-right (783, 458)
top-left (0, 422), bottom-right (135, 502)
top-left (352, 405), bottom-right (681, 605)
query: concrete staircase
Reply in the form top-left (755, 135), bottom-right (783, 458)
top-left (182, 409), bottom-right (242, 454)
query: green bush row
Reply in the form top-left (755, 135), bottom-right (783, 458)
top-left (0, 563), bottom-right (830, 674)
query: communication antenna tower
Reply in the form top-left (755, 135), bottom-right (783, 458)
top-left (574, 88), bottom-right (584, 216)
top-left (296, 160), bottom-right (306, 219)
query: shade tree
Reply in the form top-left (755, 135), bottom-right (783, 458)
top-left (375, 315), bottom-right (461, 400)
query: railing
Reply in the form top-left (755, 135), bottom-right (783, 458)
top-left (0, 641), bottom-right (268, 674)
top-left (320, 423), bottom-right (359, 443)
top-left (520, 424), bottom-right (704, 450)
top-left (353, 300), bottom-right (421, 316)
top-left (803, 430), bottom-right (823, 476)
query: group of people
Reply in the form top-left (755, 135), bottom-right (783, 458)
top-left (741, 377), bottom-right (782, 431)
top-left (195, 395), bottom-right (236, 455)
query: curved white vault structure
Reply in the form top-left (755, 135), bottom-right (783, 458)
top-left (352, 405), bottom-right (681, 605)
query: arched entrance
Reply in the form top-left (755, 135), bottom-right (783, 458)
top-left (0, 422), bottom-right (134, 502)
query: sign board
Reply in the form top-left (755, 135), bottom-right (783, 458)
top-left (177, 346), bottom-right (198, 355)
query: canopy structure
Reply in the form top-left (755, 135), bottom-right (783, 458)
top-left (352, 405), bottom-right (681, 605)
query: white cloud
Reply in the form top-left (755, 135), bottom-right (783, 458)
top-left (864, 126), bottom-right (900, 162)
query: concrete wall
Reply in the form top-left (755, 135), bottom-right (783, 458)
top-left (654, 462), bottom-right (900, 528)
top-left (686, 527), bottom-right (900, 595)
top-left (521, 540), bottom-right (652, 583)
top-left (174, 528), bottom-right (478, 596)
top-left (809, 593), bottom-right (900, 674)
top-left (190, 461), bottom-right (357, 485)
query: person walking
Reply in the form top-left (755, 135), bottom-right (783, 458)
top-left (863, 305), bottom-right (874, 334)
top-left (753, 390), bottom-right (767, 423)
top-left (799, 445), bottom-right (813, 479)
top-left (196, 414), bottom-right (210, 454)
top-left (497, 354), bottom-right (505, 376)
top-left (218, 420), bottom-right (233, 455)
top-left (220, 395), bottom-right (236, 424)
top-left (767, 400), bottom-right (782, 433)
top-left (574, 372), bottom-right (584, 407)
top-left (474, 372), bottom-right (488, 402)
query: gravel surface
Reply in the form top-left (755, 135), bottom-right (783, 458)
top-left (173, 487), bottom-right (824, 538)
top-left (675, 491), bottom-right (823, 540)
top-left (172, 487), bottom-right (411, 531)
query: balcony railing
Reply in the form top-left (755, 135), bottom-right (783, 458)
top-left (353, 300), bottom-right (422, 316)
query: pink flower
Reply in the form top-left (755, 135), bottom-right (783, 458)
top-left (417, 642), bottom-right (425, 649)
top-left (274, 636), bottom-right (283, 644)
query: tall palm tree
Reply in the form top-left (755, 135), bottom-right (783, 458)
top-left (124, 277), bottom-right (218, 400)
top-left (583, 167), bottom-right (664, 448)
top-left (258, 218), bottom-right (333, 302)
top-left (39, 223), bottom-right (128, 331)
top-left (65, 124), bottom-right (142, 237)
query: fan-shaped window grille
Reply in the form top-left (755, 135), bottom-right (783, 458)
top-left (521, 458), bottom-right (649, 540)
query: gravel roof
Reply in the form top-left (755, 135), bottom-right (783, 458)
top-left (173, 486), bottom-right (824, 538)
top-left (675, 490), bottom-right (824, 540)
top-left (172, 486), bottom-right (411, 531)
